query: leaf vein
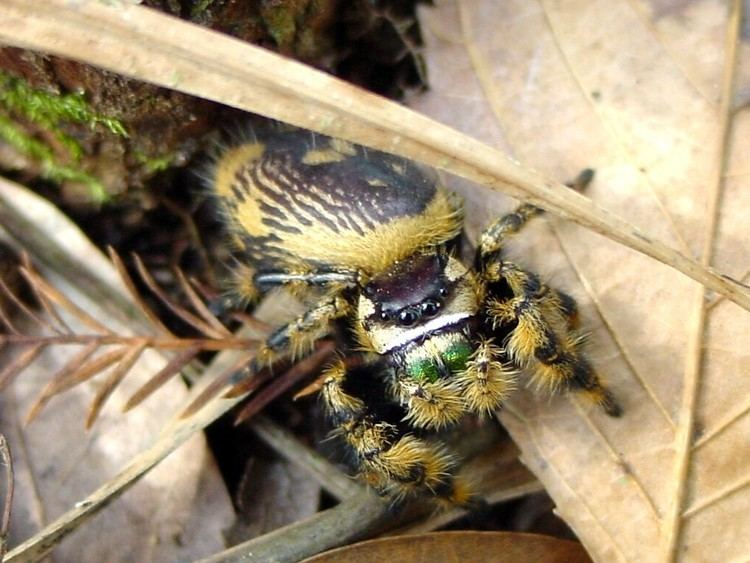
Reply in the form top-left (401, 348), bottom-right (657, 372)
top-left (547, 221), bottom-right (676, 429)
top-left (537, 0), bottom-right (694, 257)
top-left (660, 2), bottom-right (743, 559)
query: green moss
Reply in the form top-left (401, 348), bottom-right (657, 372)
top-left (261, 0), bottom-right (310, 50)
top-left (190, 0), bottom-right (217, 18)
top-left (0, 115), bottom-right (107, 203)
top-left (0, 72), bottom-right (127, 202)
top-left (134, 150), bottom-right (173, 174)
top-left (263, 9), bottom-right (297, 49)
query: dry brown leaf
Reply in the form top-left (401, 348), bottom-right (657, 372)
top-left (0, 180), bottom-right (234, 561)
top-left (302, 531), bottom-right (591, 563)
top-left (223, 457), bottom-right (321, 545)
top-left (412, 1), bottom-right (750, 561)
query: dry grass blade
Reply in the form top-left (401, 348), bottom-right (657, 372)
top-left (661, 2), bottom-right (743, 559)
top-left (0, 434), bottom-right (12, 563)
top-left (198, 490), bottom-right (391, 563)
top-left (174, 268), bottom-right (232, 338)
top-left (20, 267), bottom-right (109, 334)
top-left (24, 341), bottom-right (100, 424)
top-left (131, 254), bottom-right (226, 339)
top-left (1, 1), bottom-right (749, 311)
top-left (233, 341), bottom-right (336, 425)
top-left (86, 341), bottom-right (148, 429)
top-left (106, 247), bottom-right (172, 337)
top-left (0, 343), bottom-right (45, 392)
top-left (0, 302), bottom-right (18, 336)
top-left (20, 261), bottom-right (71, 336)
top-left (0, 277), bottom-right (47, 334)
top-left (123, 345), bottom-right (203, 412)
top-left (179, 350), bottom-right (257, 419)
top-left (249, 415), bottom-right (362, 502)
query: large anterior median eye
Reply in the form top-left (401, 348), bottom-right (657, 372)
top-left (398, 308), bottom-right (419, 326)
top-left (420, 299), bottom-right (441, 318)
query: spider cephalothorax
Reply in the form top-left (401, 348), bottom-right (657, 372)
top-left (211, 127), bottom-right (620, 505)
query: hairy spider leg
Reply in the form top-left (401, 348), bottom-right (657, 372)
top-left (224, 261), bottom-right (358, 307)
top-left (220, 268), bottom-right (356, 398)
top-left (256, 291), bottom-right (352, 365)
top-left (321, 358), bottom-right (476, 507)
top-left (388, 369), bottom-right (466, 430)
top-left (478, 202), bottom-right (545, 260)
top-left (475, 182), bottom-right (620, 416)
top-left (483, 260), bottom-right (620, 416)
top-left (226, 263), bottom-right (358, 367)
top-left (455, 337), bottom-right (518, 415)
top-left (477, 168), bottom-right (595, 261)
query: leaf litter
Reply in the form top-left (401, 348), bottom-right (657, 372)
top-left (413, 0), bottom-right (750, 561)
top-left (0, 0), bottom-right (748, 561)
top-left (0, 180), bottom-right (235, 561)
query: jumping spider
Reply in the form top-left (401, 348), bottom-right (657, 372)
top-left (211, 128), bottom-right (620, 506)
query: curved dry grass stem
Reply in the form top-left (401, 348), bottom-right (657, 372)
top-left (20, 267), bottom-right (109, 334)
top-left (131, 255), bottom-right (226, 340)
top-left (1, 0), bottom-right (750, 311)
top-left (24, 341), bottom-right (101, 424)
top-left (0, 343), bottom-right (44, 392)
top-left (122, 345), bottom-right (202, 412)
top-left (198, 489), bottom-right (391, 563)
top-left (107, 247), bottom-right (173, 337)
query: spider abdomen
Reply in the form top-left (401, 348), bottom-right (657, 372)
top-left (213, 129), bottom-right (463, 276)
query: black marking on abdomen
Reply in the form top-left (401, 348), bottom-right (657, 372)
top-left (288, 190), bottom-right (341, 233)
top-left (258, 199), bottom-right (288, 221)
top-left (253, 160), bottom-right (314, 227)
top-left (282, 165), bottom-right (367, 235)
top-left (262, 217), bottom-right (304, 235)
top-left (231, 184), bottom-right (246, 203)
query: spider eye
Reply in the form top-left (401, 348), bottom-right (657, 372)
top-left (421, 299), bottom-right (440, 318)
top-left (438, 286), bottom-right (448, 298)
top-left (398, 309), bottom-right (419, 327)
top-left (379, 311), bottom-right (390, 321)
